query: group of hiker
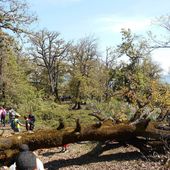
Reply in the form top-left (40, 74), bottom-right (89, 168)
top-left (0, 107), bottom-right (72, 169)
top-left (0, 106), bottom-right (36, 132)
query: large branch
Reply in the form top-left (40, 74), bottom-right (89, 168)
top-left (0, 119), bottom-right (170, 166)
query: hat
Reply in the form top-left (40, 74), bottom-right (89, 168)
top-left (19, 144), bottom-right (29, 152)
top-left (15, 113), bottom-right (21, 117)
top-left (16, 151), bottom-right (37, 170)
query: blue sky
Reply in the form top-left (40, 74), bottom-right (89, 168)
top-left (28, 0), bottom-right (170, 75)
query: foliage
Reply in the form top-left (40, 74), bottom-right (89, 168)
top-left (109, 29), bottom-right (164, 120)
top-left (3, 41), bottom-right (39, 111)
top-left (0, 0), bottom-right (169, 127)
top-left (68, 36), bottom-right (107, 106)
top-left (33, 101), bottom-right (93, 127)
top-left (150, 80), bottom-right (170, 110)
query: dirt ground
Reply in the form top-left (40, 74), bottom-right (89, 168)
top-left (1, 125), bottom-right (168, 170)
top-left (34, 141), bottom-right (167, 170)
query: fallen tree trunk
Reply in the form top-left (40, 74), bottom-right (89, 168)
top-left (0, 119), bottom-right (170, 166)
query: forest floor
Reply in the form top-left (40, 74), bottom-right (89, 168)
top-left (35, 141), bottom-right (167, 170)
top-left (1, 125), bottom-right (168, 170)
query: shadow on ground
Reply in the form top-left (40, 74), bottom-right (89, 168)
top-left (44, 142), bottom-right (143, 170)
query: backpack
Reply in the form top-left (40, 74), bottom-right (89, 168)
top-left (9, 109), bottom-right (16, 119)
top-left (28, 114), bottom-right (36, 123)
top-left (1, 109), bottom-right (6, 118)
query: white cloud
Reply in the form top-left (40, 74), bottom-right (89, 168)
top-left (152, 49), bottom-right (170, 75)
top-left (96, 15), bottom-right (152, 33)
top-left (95, 15), bottom-right (170, 75)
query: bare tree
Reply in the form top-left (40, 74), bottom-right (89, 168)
top-left (0, 0), bottom-right (37, 34)
top-left (29, 29), bottom-right (70, 101)
top-left (149, 15), bottom-right (170, 49)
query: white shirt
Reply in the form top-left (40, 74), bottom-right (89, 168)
top-left (9, 158), bottom-right (44, 170)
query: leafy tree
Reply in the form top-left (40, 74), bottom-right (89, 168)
top-left (110, 29), bottom-right (162, 121)
top-left (0, 0), bottom-right (37, 103)
top-left (0, 31), bottom-right (39, 111)
top-left (0, 30), bottom-right (12, 101)
top-left (68, 36), bottom-right (99, 109)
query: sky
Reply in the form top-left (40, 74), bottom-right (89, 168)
top-left (28, 0), bottom-right (170, 75)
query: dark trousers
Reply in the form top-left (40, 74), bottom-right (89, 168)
top-left (1, 116), bottom-right (6, 127)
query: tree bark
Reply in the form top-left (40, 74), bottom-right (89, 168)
top-left (0, 120), bottom-right (170, 166)
top-left (72, 80), bottom-right (82, 110)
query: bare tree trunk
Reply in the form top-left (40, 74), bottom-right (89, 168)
top-left (72, 80), bottom-right (81, 110)
top-left (48, 71), bottom-right (55, 95)
top-left (54, 86), bottom-right (60, 102)
top-left (48, 67), bottom-right (61, 102)
top-left (0, 50), bottom-right (5, 101)
top-left (54, 66), bottom-right (61, 102)
top-left (0, 57), bottom-right (3, 100)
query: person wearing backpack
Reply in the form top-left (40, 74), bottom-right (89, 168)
top-left (8, 107), bottom-right (16, 130)
top-left (26, 112), bottom-right (36, 131)
top-left (0, 106), bottom-right (6, 127)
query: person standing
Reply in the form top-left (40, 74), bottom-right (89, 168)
top-left (8, 107), bottom-right (16, 130)
top-left (13, 113), bottom-right (25, 132)
top-left (26, 112), bottom-right (36, 131)
top-left (0, 106), bottom-right (6, 127)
